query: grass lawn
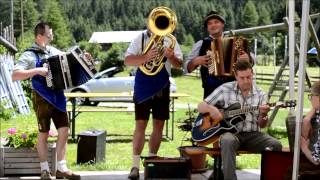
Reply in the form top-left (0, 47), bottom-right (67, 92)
top-left (1, 65), bottom-right (319, 171)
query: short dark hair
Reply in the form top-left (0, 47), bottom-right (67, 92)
top-left (34, 22), bottom-right (50, 37)
top-left (233, 60), bottom-right (253, 74)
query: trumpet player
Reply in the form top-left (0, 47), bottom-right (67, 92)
top-left (185, 11), bottom-right (253, 98)
top-left (124, 7), bottom-right (183, 180)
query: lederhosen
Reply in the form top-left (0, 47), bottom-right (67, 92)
top-left (27, 47), bottom-right (68, 132)
top-left (199, 37), bottom-right (235, 99)
top-left (133, 32), bottom-right (170, 120)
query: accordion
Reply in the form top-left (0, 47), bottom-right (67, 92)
top-left (44, 46), bottom-right (97, 90)
top-left (207, 36), bottom-right (249, 76)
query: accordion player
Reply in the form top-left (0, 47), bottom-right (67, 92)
top-left (44, 46), bottom-right (97, 90)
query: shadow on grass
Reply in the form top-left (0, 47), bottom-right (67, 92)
top-left (106, 134), bottom-right (170, 143)
top-left (68, 133), bottom-right (170, 144)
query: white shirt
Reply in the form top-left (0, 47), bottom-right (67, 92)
top-left (125, 30), bottom-right (183, 76)
top-left (14, 43), bottom-right (63, 71)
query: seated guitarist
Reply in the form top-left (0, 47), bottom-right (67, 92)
top-left (198, 60), bottom-right (282, 180)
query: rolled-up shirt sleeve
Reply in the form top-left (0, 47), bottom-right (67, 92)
top-left (13, 51), bottom-right (36, 71)
top-left (184, 40), bottom-right (203, 73)
top-left (204, 85), bottom-right (225, 107)
top-left (164, 41), bottom-right (184, 75)
top-left (260, 93), bottom-right (268, 105)
top-left (172, 41), bottom-right (183, 60)
top-left (125, 33), bottom-right (143, 57)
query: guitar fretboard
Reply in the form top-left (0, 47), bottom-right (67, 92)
top-left (224, 102), bottom-right (277, 118)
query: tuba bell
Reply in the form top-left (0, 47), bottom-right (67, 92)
top-left (139, 6), bottom-right (177, 76)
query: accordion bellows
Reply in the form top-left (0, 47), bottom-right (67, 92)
top-left (207, 36), bottom-right (249, 76)
top-left (45, 46), bottom-right (97, 90)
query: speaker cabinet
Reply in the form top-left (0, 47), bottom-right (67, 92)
top-left (77, 130), bottom-right (106, 164)
top-left (143, 157), bottom-right (191, 179)
top-left (261, 150), bottom-right (308, 180)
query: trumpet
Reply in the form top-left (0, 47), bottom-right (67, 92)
top-left (139, 6), bottom-right (177, 76)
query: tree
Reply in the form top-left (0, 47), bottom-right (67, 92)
top-left (42, 0), bottom-right (73, 49)
top-left (0, 0), bottom-right (39, 40)
top-left (78, 40), bottom-right (106, 62)
top-left (99, 43), bottom-right (128, 72)
top-left (240, 0), bottom-right (259, 28)
top-left (23, 1), bottom-right (39, 33)
top-left (259, 5), bottom-right (272, 25)
top-left (0, 1), bottom-right (11, 27)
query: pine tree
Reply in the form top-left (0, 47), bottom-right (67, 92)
top-left (240, 0), bottom-right (259, 28)
top-left (259, 5), bottom-right (272, 25)
top-left (42, 0), bottom-right (73, 49)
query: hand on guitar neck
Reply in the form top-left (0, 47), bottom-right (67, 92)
top-left (258, 104), bottom-right (270, 128)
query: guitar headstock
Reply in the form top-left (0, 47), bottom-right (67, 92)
top-left (274, 100), bottom-right (297, 108)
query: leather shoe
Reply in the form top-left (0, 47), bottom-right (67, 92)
top-left (128, 167), bottom-right (139, 180)
top-left (40, 170), bottom-right (52, 180)
top-left (56, 170), bottom-right (80, 180)
top-left (208, 171), bottom-right (214, 180)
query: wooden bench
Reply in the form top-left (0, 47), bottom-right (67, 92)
top-left (204, 148), bottom-right (255, 180)
top-left (180, 146), bottom-right (257, 179)
top-left (66, 107), bottom-right (135, 113)
top-left (64, 92), bottom-right (189, 141)
top-left (66, 107), bottom-right (175, 134)
top-left (66, 106), bottom-right (134, 142)
top-left (200, 147), bottom-right (290, 180)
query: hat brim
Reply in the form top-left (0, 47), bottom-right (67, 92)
top-left (205, 14), bottom-right (225, 24)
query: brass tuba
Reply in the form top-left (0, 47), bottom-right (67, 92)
top-left (139, 6), bottom-right (177, 76)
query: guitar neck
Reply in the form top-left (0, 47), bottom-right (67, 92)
top-left (225, 102), bottom-right (276, 118)
top-left (225, 106), bottom-right (258, 118)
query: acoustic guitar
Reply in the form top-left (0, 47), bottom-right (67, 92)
top-left (191, 100), bottom-right (296, 145)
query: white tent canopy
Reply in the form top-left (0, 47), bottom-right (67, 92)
top-left (89, 31), bottom-right (144, 43)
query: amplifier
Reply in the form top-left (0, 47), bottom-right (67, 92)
top-left (261, 150), bottom-right (309, 180)
top-left (143, 156), bottom-right (191, 179)
top-left (77, 130), bottom-right (106, 164)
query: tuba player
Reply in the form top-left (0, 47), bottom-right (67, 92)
top-left (124, 7), bottom-right (183, 180)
